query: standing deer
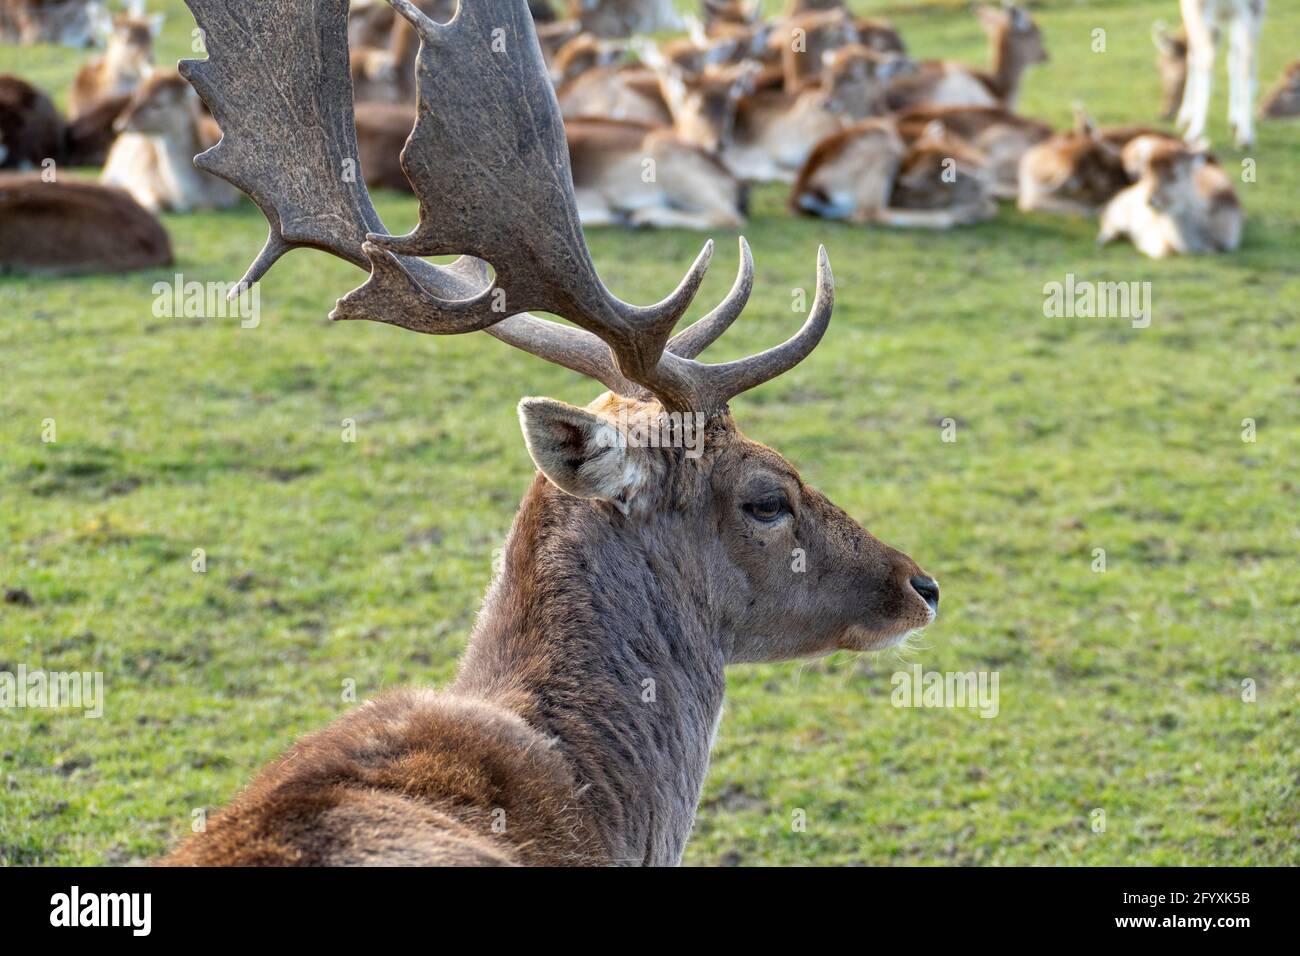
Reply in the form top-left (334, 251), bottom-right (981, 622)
top-left (1174, 0), bottom-right (1265, 148)
top-left (162, 0), bottom-right (938, 867)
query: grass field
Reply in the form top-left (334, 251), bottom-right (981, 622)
top-left (1, 0), bottom-right (1297, 866)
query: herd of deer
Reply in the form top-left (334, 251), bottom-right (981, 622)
top-left (0, 0), bottom-right (1296, 866)
top-left (1, 0), bottom-right (1298, 271)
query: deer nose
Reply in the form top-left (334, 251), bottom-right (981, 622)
top-left (910, 576), bottom-right (940, 612)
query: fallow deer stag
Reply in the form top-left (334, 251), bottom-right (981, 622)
top-left (163, 0), bottom-right (938, 867)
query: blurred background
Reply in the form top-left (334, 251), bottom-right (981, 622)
top-left (0, 0), bottom-right (1296, 865)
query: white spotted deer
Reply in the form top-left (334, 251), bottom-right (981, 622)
top-left (163, 0), bottom-right (938, 867)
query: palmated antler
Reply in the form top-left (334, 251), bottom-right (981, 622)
top-left (182, 0), bottom-right (835, 411)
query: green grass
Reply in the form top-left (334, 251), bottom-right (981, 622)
top-left (1, 1), bottom-right (1297, 866)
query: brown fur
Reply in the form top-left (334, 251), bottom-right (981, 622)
top-left (1260, 60), bottom-right (1300, 118)
top-left (0, 172), bottom-right (171, 274)
top-left (566, 0), bottom-right (681, 39)
top-left (897, 105), bottom-right (1050, 198)
top-left (1, 0), bottom-right (101, 47)
top-left (887, 4), bottom-right (1047, 112)
top-left (0, 74), bottom-right (63, 169)
top-left (1152, 23), bottom-right (1190, 120)
top-left (63, 90), bottom-right (130, 166)
top-left (166, 396), bottom-right (935, 866)
top-left (100, 69), bottom-right (237, 213)
top-left (67, 13), bottom-right (157, 120)
top-left (354, 101), bottom-right (416, 192)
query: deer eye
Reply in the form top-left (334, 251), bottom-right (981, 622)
top-left (743, 494), bottom-right (790, 523)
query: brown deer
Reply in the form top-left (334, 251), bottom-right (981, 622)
top-left (163, 0), bottom-right (938, 867)
top-left (896, 105), bottom-right (1050, 200)
top-left (1098, 134), bottom-right (1242, 257)
top-left (567, 0), bottom-right (682, 39)
top-left (552, 34), bottom-right (672, 126)
top-left (718, 46), bottom-right (902, 182)
top-left (67, 6), bottom-right (160, 119)
top-left (0, 75), bottom-right (63, 169)
top-left (790, 117), bottom-right (995, 228)
top-left (101, 69), bottom-right (236, 212)
top-left (567, 117), bottom-right (747, 230)
top-left (0, 173), bottom-right (171, 274)
top-left (887, 3), bottom-right (1047, 112)
top-left (0, 0), bottom-right (106, 46)
top-left (1260, 61), bottom-right (1300, 119)
top-left (1152, 22), bottom-right (1190, 121)
top-left (1017, 110), bottom-right (1134, 216)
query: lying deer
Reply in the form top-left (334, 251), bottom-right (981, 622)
top-left (896, 105), bottom-right (1050, 200)
top-left (567, 117), bottom-right (747, 230)
top-left (887, 3), bottom-right (1047, 112)
top-left (0, 0), bottom-right (105, 46)
top-left (554, 34), bottom-right (672, 126)
top-left (721, 46), bottom-right (900, 182)
top-left (68, 6), bottom-right (160, 120)
top-left (1152, 22), bottom-right (1190, 121)
top-left (791, 117), bottom-right (995, 228)
top-left (0, 173), bottom-right (171, 274)
top-left (1017, 111), bottom-right (1134, 216)
top-left (1175, 0), bottom-right (1265, 148)
top-left (0, 74), bottom-right (63, 169)
top-left (164, 0), bottom-right (938, 867)
top-left (101, 69), bottom-right (236, 212)
top-left (1098, 134), bottom-right (1242, 257)
top-left (567, 0), bottom-right (682, 39)
top-left (1260, 61), bottom-right (1300, 119)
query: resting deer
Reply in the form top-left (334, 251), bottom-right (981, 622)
top-left (1098, 134), bottom-right (1242, 257)
top-left (0, 75), bottom-right (64, 169)
top-left (567, 0), bottom-right (682, 39)
top-left (719, 46), bottom-right (901, 182)
top-left (0, 0), bottom-right (106, 46)
top-left (790, 117), bottom-right (995, 228)
top-left (101, 69), bottom-right (236, 212)
top-left (567, 117), bottom-right (747, 230)
top-left (1152, 22), bottom-right (1190, 121)
top-left (896, 105), bottom-right (1050, 200)
top-left (68, 6), bottom-right (160, 119)
top-left (1017, 111), bottom-right (1135, 216)
top-left (887, 3), bottom-right (1047, 112)
top-left (1175, 0), bottom-right (1265, 148)
top-left (163, 0), bottom-right (938, 867)
top-left (553, 34), bottom-right (672, 126)
top-left (1260, 61), bottom-right (1300, 119)
top-left (0, 173), bottom-right (171, 274)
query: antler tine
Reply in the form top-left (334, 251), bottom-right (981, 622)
top-left (387, 0), bottom-right (445, 41)
top-left (666, 237), bottom-right (754, 360)
top-left (690, 245), bottom-right (834, 409)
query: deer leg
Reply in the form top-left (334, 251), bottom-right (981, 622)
top-left (876, 207), bottom-right (975, 230)
top-left (1176, 4), bottom-right (1217, 141)
top-left (627, 205), bottom-right (730, 232)
top-left (1226, 12), bottom-right (1260, 147)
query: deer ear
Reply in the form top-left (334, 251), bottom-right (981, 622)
top-left (518, 398), bottom-right (646, 513)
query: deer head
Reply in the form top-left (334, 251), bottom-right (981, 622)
top-left (102, 8), bottom-right (161, 75)
top-left (1260, 61), bottom-right (1300, 119)
top-left (181, 0), bottom-right (938, 664)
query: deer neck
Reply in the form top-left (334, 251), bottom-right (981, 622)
top-left (454, 478), bottom-right (727, 865)
top-left (988, 32), bottom-right (1027, 107)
